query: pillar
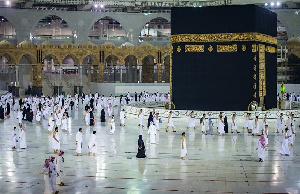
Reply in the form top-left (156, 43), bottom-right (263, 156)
top-left (59, 66), bottom-right (62, 86)
top-left (99, 63), bottom-right (104, 83)
top-left (79, 65), bottom-right (83, 86)
top-left (170, 45), bottom-right (173, 101)
top-left (120, 67), bottom-right (123, 83)
top-left (139, 66), bottom-right (142, 83)
top-left (32, 63), bottom-right (43, 96)
top-left (76, 65), bottom-right (83, 96)
top-left (157, 63), bottom-right (162, 83)
top-left (88, 64), bottom-right (91, 82)
top-left (14, 65), bottom-right (20, 97)
top-left (15, 65), bottom-right (19, 86)
top-left (93, 65), bottom-right (98, 82)
top-left (134, 65), bottom-right (138, 83)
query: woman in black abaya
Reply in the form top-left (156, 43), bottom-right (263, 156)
top-left (136, 135), bottom-right (146, 158)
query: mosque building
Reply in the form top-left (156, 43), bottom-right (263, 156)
top-left (0, 0), bottom-right (300, 193)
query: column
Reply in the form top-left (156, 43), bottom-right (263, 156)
top-left (93, 65), bottom-right (98, 82)
top-left (59, 66), bottom-right (63, 95)
top-left (32, 63), bottom-right (43, 96)
top-left (88, 64), bottom-right (92, 82)
top-left (120, 67), bottom-right (122, 83)
top-left (78, 65), bottom-right (83, 96)
top-left (79, 65), bottom-right (83, 86)
top-left (134, 65), bottom-right (138, 83)
top-left (14, 65), bottom-right (20, 97)
top-left (15, 65), bottom-right (19, 86)
top-left (99, 63), bottom-right (104, 83)
top-left (59, 66), bottom-right (62, 85)
top-left (139, 66), bottom-right (142, 83)
top-left (157, 63), bottom-right (162, 83)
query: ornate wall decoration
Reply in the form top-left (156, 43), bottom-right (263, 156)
top-left (0, 40), bottom-right (170, 88)
top-left (171, 33), bottom-right (277, 45)
top-left (242, 45), bottom-right (246, 51)
top-left (217, 44), bottom-right (237, 52)
top-left (265, 46), bottom-right (276, 53)
top-left (258, 44), bottom-right (266, 98)
top-left (252, 44), bottom-right (258, 52)
top-left (184, 45), bottom-right (204, 52)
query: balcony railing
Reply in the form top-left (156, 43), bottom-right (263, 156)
top-left (0, 35), bottom-right (16, 40)
top-left (139, 36), bottom-right (170, 42)
top-left (88, 36), bottom-right (126, 40)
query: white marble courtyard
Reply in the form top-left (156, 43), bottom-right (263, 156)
top-left (0, 103), bottom-right (300, 193)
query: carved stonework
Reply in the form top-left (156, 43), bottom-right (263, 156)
top-left (287, 37), bottom-right (300, 58)
top-left (0, 40), bottom-right (170, 86)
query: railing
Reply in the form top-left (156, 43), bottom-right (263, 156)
top-left (139, 36), bottom-right (170, 42)
top-left (88, 36), bottom-right (126, 40)
top-left (0, 35), bottom-right (16, 39)
top-left (42, 73), bottom-right (53, 89)
top-left (123, 101), bottom-right (300, 120)
top-left (32, 35), bottom-right (74, 40)
top-left (62, 74), bottom-right (74, 90)
top-left (277, 45), bottom-right (288, 62)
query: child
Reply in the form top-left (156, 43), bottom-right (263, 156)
top-left (181, 132), bottom-right (187, 160)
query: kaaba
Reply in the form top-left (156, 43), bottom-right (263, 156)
top-left (171, 5), bottom-right (277, 111)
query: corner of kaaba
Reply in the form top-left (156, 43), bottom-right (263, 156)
top-left (171, 5), bottom-right (277, 111)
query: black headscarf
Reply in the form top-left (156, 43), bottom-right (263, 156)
top-left (138, 135), bottom-right (144, 148)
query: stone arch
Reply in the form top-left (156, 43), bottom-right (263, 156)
top-left (105, 54), bottom-right (119, 66)
top-left (124, 55), bottom-right (137, 65)
top-left (277, 14), bottom-right (290, 38)
top-left (81, 54), bottom-right (99, 82)
top-left (142, 55), bottom-right (155, 83)
top-left (81, 54), bottom-right (98, 65)
top-left (31, 15), bottom-right (73, 42)
top-left (81, 54), bottom-right (98, 82)
top-left (124, 55), bottom-right (138, 83)
top-left (43, 53), bottom-right (61, 64)
top-left (17, 54), bottom-right (36, 90)
top-left (139, 17), bottom-right (171, 42)
top-left (88, 16), bottom-right (127, 41)
top-left (62, 54), bottom-right (79, 65)
top-left (0, 53), bottom-right (16, 64)
top-left (104, 54), bottom-right (120, 82)
top-left (0, 15), bottom-right (16, 37)
top-left (18, 53), bottom-right (36, 64)
top-left (277, 19), bottom-right (289, 45)
top-left (0, 53), bottom-right (16, 81)
top-left (42, 54), bottom-right (61, 74)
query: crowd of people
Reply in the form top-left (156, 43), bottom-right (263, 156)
top-left (277, 92), bottom-right (300, 102)
top-left (0, 90), bottom-right (297, 193)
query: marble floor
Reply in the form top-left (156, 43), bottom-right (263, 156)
top-left (0, 104), bottom-right (300, 194)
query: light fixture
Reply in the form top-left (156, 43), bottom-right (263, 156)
top-left (265, 3), bottom-right (268, 6)
top-left (100, 4), bottom-right (104, 8)
top-left (94, 4), bottom-right (98, 8)
top-left (270, 2), bottom-right (274, 6)
top-left (277, 2), bottom-right (280, 6)
top-left (6, 1), bottom-right (10, 5)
